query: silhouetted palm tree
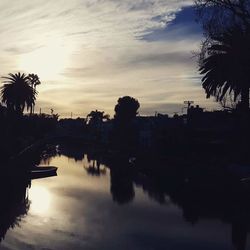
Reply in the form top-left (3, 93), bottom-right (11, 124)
top-left (28, 73), bottom-right (40, 89)
top-left (87, 110), bottom-right (110, 126)
top-left (0, 73), bottom-right (37, 114)
top-left (200, 27), bottom-right (250, 111)
top-left (86, 110), bottom-right (110, 142)
top-left (27, 74), bottom-right (40, 114)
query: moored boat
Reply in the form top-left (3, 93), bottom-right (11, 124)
top-left (30, 166), bottom-right (57, 179)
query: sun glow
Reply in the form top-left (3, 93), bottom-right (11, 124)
top-left (18, 40), bottom-right (69, 80)
top-left (29, 186), bottom-right (51, 214)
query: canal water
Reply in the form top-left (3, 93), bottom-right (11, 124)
top-left (0, 153), bottom-right (250, 250)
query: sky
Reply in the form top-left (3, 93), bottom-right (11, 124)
top-left (0, 0), bottom-right (220, 118)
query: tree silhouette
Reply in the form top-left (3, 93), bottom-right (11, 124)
top-left (195, 0), bottom-right (250, 111)
top-left (195, 0), bottom-right (250, 37)
top-left (114, 96), bottom-right (140, 124)
top-left (87, 110), bottom-right (110, 127)
top-left (0, 73), bottom-right (37, 115)
top-left (27, 74), bottom-right (40, 114)
top-left (28, 74), bottom-right (40, 89)
top-left (113, 96), bottom-right (140, 152)
top-left (199, 27), bottom-right (250, 110)
top-left (86, 110), bottom-right (110, 142)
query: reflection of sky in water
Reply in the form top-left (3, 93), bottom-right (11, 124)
top-left (29, 186), bottom-right (51, 215)
top-left (1, 155), bottom-right (250, 250)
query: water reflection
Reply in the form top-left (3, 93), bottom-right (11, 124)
top-left (82, 150), bottom-right (135, 204)
top-left (84, 162), bottom-right (106, 176)
top-left (2, 144), bottom-right (250, 249)
top-left (0, 177), bottom-right (30, 242)
top-left (55, 144), bottom-right (250, 250)
top-left (110, 164), bottom-right (135, 205)
top-left (29, 186), bottom-right (51, 214)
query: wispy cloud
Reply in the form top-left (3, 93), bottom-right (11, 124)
top-left (0, 1), bottom-right (218, 117)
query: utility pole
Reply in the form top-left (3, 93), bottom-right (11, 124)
top-left (184, 101), bottom-right (194, 109)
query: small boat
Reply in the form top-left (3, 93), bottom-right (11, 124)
top-left (30, 166), bottom-right (58, 179)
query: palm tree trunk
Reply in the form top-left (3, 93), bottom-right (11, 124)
top-left (30, 105), bottom-right (33, 115)
top-left (32, 85), bottom-right (36, 115)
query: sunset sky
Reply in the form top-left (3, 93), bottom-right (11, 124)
top-left (0, 0), bottom-right (219, 117)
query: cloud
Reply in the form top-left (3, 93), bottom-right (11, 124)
top-left (4, 45), bottom-right (44, 55)
top-left (0, 1), bottom-right (218, 117)
top-left (142, 6), bottom-right (202, 41)
top-left (126, 51), bottom-right (194, 66)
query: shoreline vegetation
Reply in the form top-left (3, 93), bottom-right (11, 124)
top-left (0, 79), bottom-right (249, 175)
top-left (0, 0), bottom-right (250, 179)
top-left (1, 101), bottom-right (250, 168)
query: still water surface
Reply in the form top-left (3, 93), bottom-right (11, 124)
top-left (1, 154), bottom-right (249, 250)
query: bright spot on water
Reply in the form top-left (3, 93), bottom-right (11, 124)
top-left (29, 186), bottom-right (51, 214)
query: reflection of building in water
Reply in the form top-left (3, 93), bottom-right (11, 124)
top-left (0, 177), bottom-right (30, 241)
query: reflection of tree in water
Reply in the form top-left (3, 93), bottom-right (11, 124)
top-left (104, 155), bottom-right (250, 250)
top-left (84, 153), bottom-right (135, 204)
top-left (133, 166), bottom-right (250, 250)
top-left (84, 151), bottom-right (107, 176)
top-left (39, 143), bottom-right (86, 164)
top-left (174, 183), bottom-right (250, 250)
top-left (40, 146), bottom-right (58, 165)
top-left (84, 159), bottom-right (106, 177)
top-left (41, 143), bottom-right (250, 249)
top-left (134, 173), bottom-right (168, 204)
top-left (0, 177), bottom-right (30, 242)
top-left (109, 158), bottom-right (135, 205)
top-left (58, 143), bottom-right (85, 162)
